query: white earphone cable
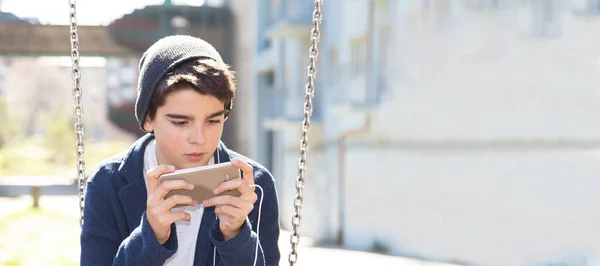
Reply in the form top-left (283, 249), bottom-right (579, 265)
top-left (211, 152), bottom-right (264, 266)
top-left (250, 184), bottom-right (263, 266)
top-left (213, 185), bottom-right (263, 266)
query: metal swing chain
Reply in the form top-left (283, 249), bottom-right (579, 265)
top-left (69, 0), bottom-right (87, 228)
top-left (288, 1), bottom-right (323, 265)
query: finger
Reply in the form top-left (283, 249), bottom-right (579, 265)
top-left (149, 180), bottom-right (194, 204)
top-left (213, 178), bottom-right (253, 196)
top-left (231, 159), bottom-right (255, 187)
top-left (146, 165), bottom-right (175, 195)
top-left (203, 195), bottom-right (253, 210)
top-left (163, 211), bottom-right (192, 225)
top-left (214, 204), bottom-right (247, 218)
top-left (159, 194), bottom-right (197, 212)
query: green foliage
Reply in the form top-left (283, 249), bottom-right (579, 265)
top-left (43, 113), bottom-right (76, 166)
top-left (0, 137), bottom-right (130, 177)
top-left (0, 102), bottom-right (132, 176)
top-left (0, 207), bottom-right (80, 266)
top-left (0, 97), bottom-right (20, 149)
top-left (370, 239), bottom-right (390, 254)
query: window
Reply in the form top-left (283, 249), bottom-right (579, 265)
top-left (572, 0), bottom-right (600, 14)
top-left (261, 71), bottom-right (275, 88)
top-left (329, 47), bottom-right (339, 86)
top-left (121, 66), bottom-right (135, 87)
top-left (463, 0), bottom-right (501, 11)
top-left (378, 26), bottom-right (391, 101)
top-left (289, 0), bottom-right (299, 18)
top-left (530, 0), bottom-right (561, 37)
top-left (269, 0), bottom-right (282, 22)
top-left (107, 74), bottom-right (119, 89)
top-left (0, 59), bottom-right (8, 74)
top-left (351, 36), bottom-right (367, 76)
top-left (418, 0), bottom-right (458, 31)
top-left (121, 86), bottom-right (135, 101)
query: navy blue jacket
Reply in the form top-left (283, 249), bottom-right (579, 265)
top-left (80, 134), bottom-right (281, 265)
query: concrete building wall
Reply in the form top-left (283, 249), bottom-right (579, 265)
top-left (329, 1), bottom-right (600, 265)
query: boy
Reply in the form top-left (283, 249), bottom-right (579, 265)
top-left (80, 35), bottom-right (281, 266)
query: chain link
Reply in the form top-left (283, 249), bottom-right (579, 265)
top-left (288, 1), bottom-right (323, 265)
top-left (69, 0), bottom-right (86, 228)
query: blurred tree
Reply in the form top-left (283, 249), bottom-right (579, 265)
top-left (4, 58), bottom-right (70, 137)
top-left (43, 111), bottom-right (76, 165)
top-left (0, 96), bottom-right (20, 149)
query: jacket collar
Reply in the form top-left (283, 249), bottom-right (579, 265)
top-left (117, 133), bottom-right (232, 184)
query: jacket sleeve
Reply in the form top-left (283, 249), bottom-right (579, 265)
top-left (209, 167), bottom-right (281, 265)
top-left (80, 180), bottom-right (178, 266)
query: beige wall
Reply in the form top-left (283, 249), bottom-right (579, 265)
top-left (332, 11), bottom-right (600, 266)
top-left (273, 3), bottom-right (600, 265)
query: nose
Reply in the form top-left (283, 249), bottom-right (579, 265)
top-left (188, 124), bottom-right (206, 145)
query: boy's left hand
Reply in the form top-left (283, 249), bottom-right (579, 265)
top-left (203, 159), bottom-right (257, 240)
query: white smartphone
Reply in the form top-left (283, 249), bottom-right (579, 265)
top-left (159, 162), bottom-right (242, 207)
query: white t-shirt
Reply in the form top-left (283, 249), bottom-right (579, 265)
top-left (143, 139), bottom-right (208, 266)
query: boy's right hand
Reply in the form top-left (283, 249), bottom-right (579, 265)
top-left (146, 165), bottom-right (197, 245)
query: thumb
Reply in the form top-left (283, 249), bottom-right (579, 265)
top-left (146, 165), bottom-right (175, 195)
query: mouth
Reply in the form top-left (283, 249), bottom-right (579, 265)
top-left (185, 152), bottom-right (207, 162)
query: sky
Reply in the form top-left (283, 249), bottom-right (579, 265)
top-left (1, 0), bottom-right (222, 25)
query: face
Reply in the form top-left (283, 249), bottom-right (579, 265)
top-left (144, 89), bottom-right (225, 169)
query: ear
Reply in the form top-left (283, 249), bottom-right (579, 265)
top-left (143, 117), bottom-right (154, 132)
top-left (224, 111), bottom-right (230, 121)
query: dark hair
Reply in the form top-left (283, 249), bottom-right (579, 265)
top-left (147, 58), bottom-right (236, 120)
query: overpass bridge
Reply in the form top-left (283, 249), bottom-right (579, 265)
top-left (0, 24), bottom-right (132, 57)
top-left (0, 2), bottom-right (235, 139)
top-left (0, 2), bottom-right (233, 59)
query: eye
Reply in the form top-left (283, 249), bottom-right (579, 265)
top-left (207, 120), bottom-right (221, 124)
top-left (170, 120), bottom-right (188, 126)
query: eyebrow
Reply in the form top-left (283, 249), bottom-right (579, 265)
top-left (165, 114), bottom-right (193, 120)
top-left (165, 110), bottom-right (225, 120)
top-left (206, 110), bottom-right (225, 119)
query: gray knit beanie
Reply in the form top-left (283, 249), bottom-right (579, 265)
top-left (135, 35), bottom-right (225, 133)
